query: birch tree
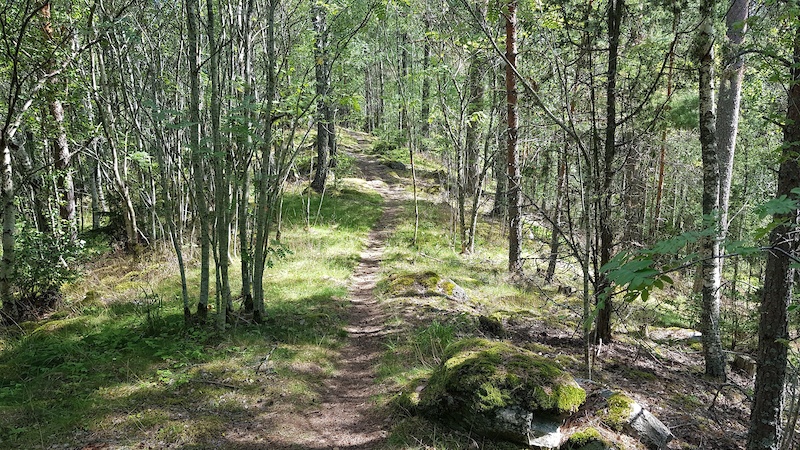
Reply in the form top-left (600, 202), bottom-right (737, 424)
top-left (186, 0), bottom-right (211, 321)
top-left (697, 0), bottom-right (726, 380)
top-left (505, 0), bottom-right (521, 274)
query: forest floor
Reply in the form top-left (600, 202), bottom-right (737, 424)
top-left (0, 129), bottom-right (762, 449)
top-left (242, 137), bottom-right (408, 448)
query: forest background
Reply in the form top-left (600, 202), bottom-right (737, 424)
top-left (0, 0), bottom-right (799, 448)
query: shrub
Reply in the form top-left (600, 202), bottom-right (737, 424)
top-left (11, 222), bottom-right (83, 316)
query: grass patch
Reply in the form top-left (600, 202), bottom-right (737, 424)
top-left (0, 178), bottom-right (382, 448)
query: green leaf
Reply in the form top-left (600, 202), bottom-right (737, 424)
top-left (757, 195), bottom-right (798, 218)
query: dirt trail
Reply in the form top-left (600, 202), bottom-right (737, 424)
top-left (299, 153), bottom-right (406, 449)
top-left (257, 148), bottom-right (407, 449)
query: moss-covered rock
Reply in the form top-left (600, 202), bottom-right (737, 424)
top-left (387, 271), bottom-right (440, 296)
top-left (603, 393), bottom-right (634, 432)
top-left (386, 271), bottom-right (467, 301)
top-left (563, 427), bottom-right (616, 450)
top-left (419, 338), bottom-right (586, 446)
top-left (595, 389), bottom-right (673, 449)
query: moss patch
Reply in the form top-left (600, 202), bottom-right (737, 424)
top-left (604, 393), bottom-right (634, 432)
top-left (420, 338), bottom-right (586, 418)
top-left (386, 271), bottom-right (458, 298)
top-left (388, 271), bottom-right (440, 295)
top-left (441, 280), bottom-right (457, 296)
top-left (564, 427), bottom-right (614, 449)
top-left (625, 368), bottom-right (657, 381)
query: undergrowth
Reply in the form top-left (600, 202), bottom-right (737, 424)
top-left (0, 179), bottom-right (382, 449)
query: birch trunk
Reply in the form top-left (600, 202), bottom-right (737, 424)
top-left (505, 0), bottom-right (522, 274)
top-left (41, 3), bottom-right (76, 238)
top-left (0, 135), bottom-right (16, 321)
top-left (206, 0), bottom-right (231, 331)
top-left (697, 0), bottom-right (726, 379)
top-left (311, 2), bottom-right (333, 193)
top-left (186, 0), bottom-right (211, 320)
top-left (716, 0), bottom-right (748, 239)
top-left (253, 0), bottom-right (278, 322)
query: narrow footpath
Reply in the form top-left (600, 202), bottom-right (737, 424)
top-left (298, 154), bottom-right (406, 449)
top-left (259, 147), bottom-right (407, 449)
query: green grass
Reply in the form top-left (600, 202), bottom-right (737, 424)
top-left (0, 142), bottom-right (574, 449)
top-left (0, 179), bottom-right (382, 449)
top-left (373, 188), bottom-right (567, 449)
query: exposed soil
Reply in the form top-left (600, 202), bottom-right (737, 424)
top-left (251, 147), bottom-right (408, 449)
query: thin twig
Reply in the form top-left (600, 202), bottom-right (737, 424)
top-left (255, 346), bottom-right (278, 374)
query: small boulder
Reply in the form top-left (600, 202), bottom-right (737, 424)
top-left (438, 278), bottom-right (468, 301)
top-left (598, 390), bottom-right (672, 449)
top-left (387, 271), bottom-right (468, 302)
top-left (563, 427), bottom-right (617, 450)
top-left (419, 338), bottom-right (586, 448)
top-left (731, 354), bottom-right (757, 378)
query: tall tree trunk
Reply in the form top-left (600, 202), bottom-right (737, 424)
top-left (746, 20), bottom-right (800, 450)
top-left (465, 49), bottom-right (485, 197)
top-left (466, 117), bottom-right (495, 254)
top-left (420, 15), bottom-right (432, 138)
top-left (92, 47), bottom-right (139, 247)
top-left (716, 0), bottom-right (748, 240)
top-left (253, 0), bottom-right (278, 323)
top-left (239, 0), bottom-right (255, 312)
top-left (41, 2), bottom-right (76, 238)
top-left (492, 63), bottom-right (507, 218)
top-left (364, 63), bottom-right (373, 133)
top-left (152, 110), bottom-right (191, 322)
top-left (505, 0), bottom-right (522, 274)
top-left (16, 131), bottom-right (50, 232)
top-left (595, 0), bottom-right (623, 344)
top-left (377, 58), bottom-right (384, 130)
top-left (622, 144), bottom-right (645, 246)
top-left (311, 1), bottom-right (333, 193)
top-left (186, 0), bottom-right (210, 320)
top-left (698, 0), bottom-right (726, 380)
top-left (90, 149), bottom-right (102, 230)
top-left (653, 12), bottom-right (678, 233)
top-left (400, 32), bottom-right (410, 133)
top-left (206, 0), bottom-right (231, 331)
top-left (49, 99), bottom-right (75, 235)
top-left (545, 145), bottom-right (566, 282)
top-left (0, 135), bottom-right (16, 321)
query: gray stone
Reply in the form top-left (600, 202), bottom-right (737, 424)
top-left (627, 402), bottom-right (673, 449)
top-left (598, 390), bottom-right (672, 449)
top-left (449, 282), bottom-right (467, 301)
top-left (731, 354), bottom-right (757, 378)
top-left (437, 278), bottom-right (468, 302)
top-left (495, 407), bottom-right (563, 448)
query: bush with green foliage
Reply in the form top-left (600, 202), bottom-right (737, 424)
top-left (12, 221), bottom-right (83, 307)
